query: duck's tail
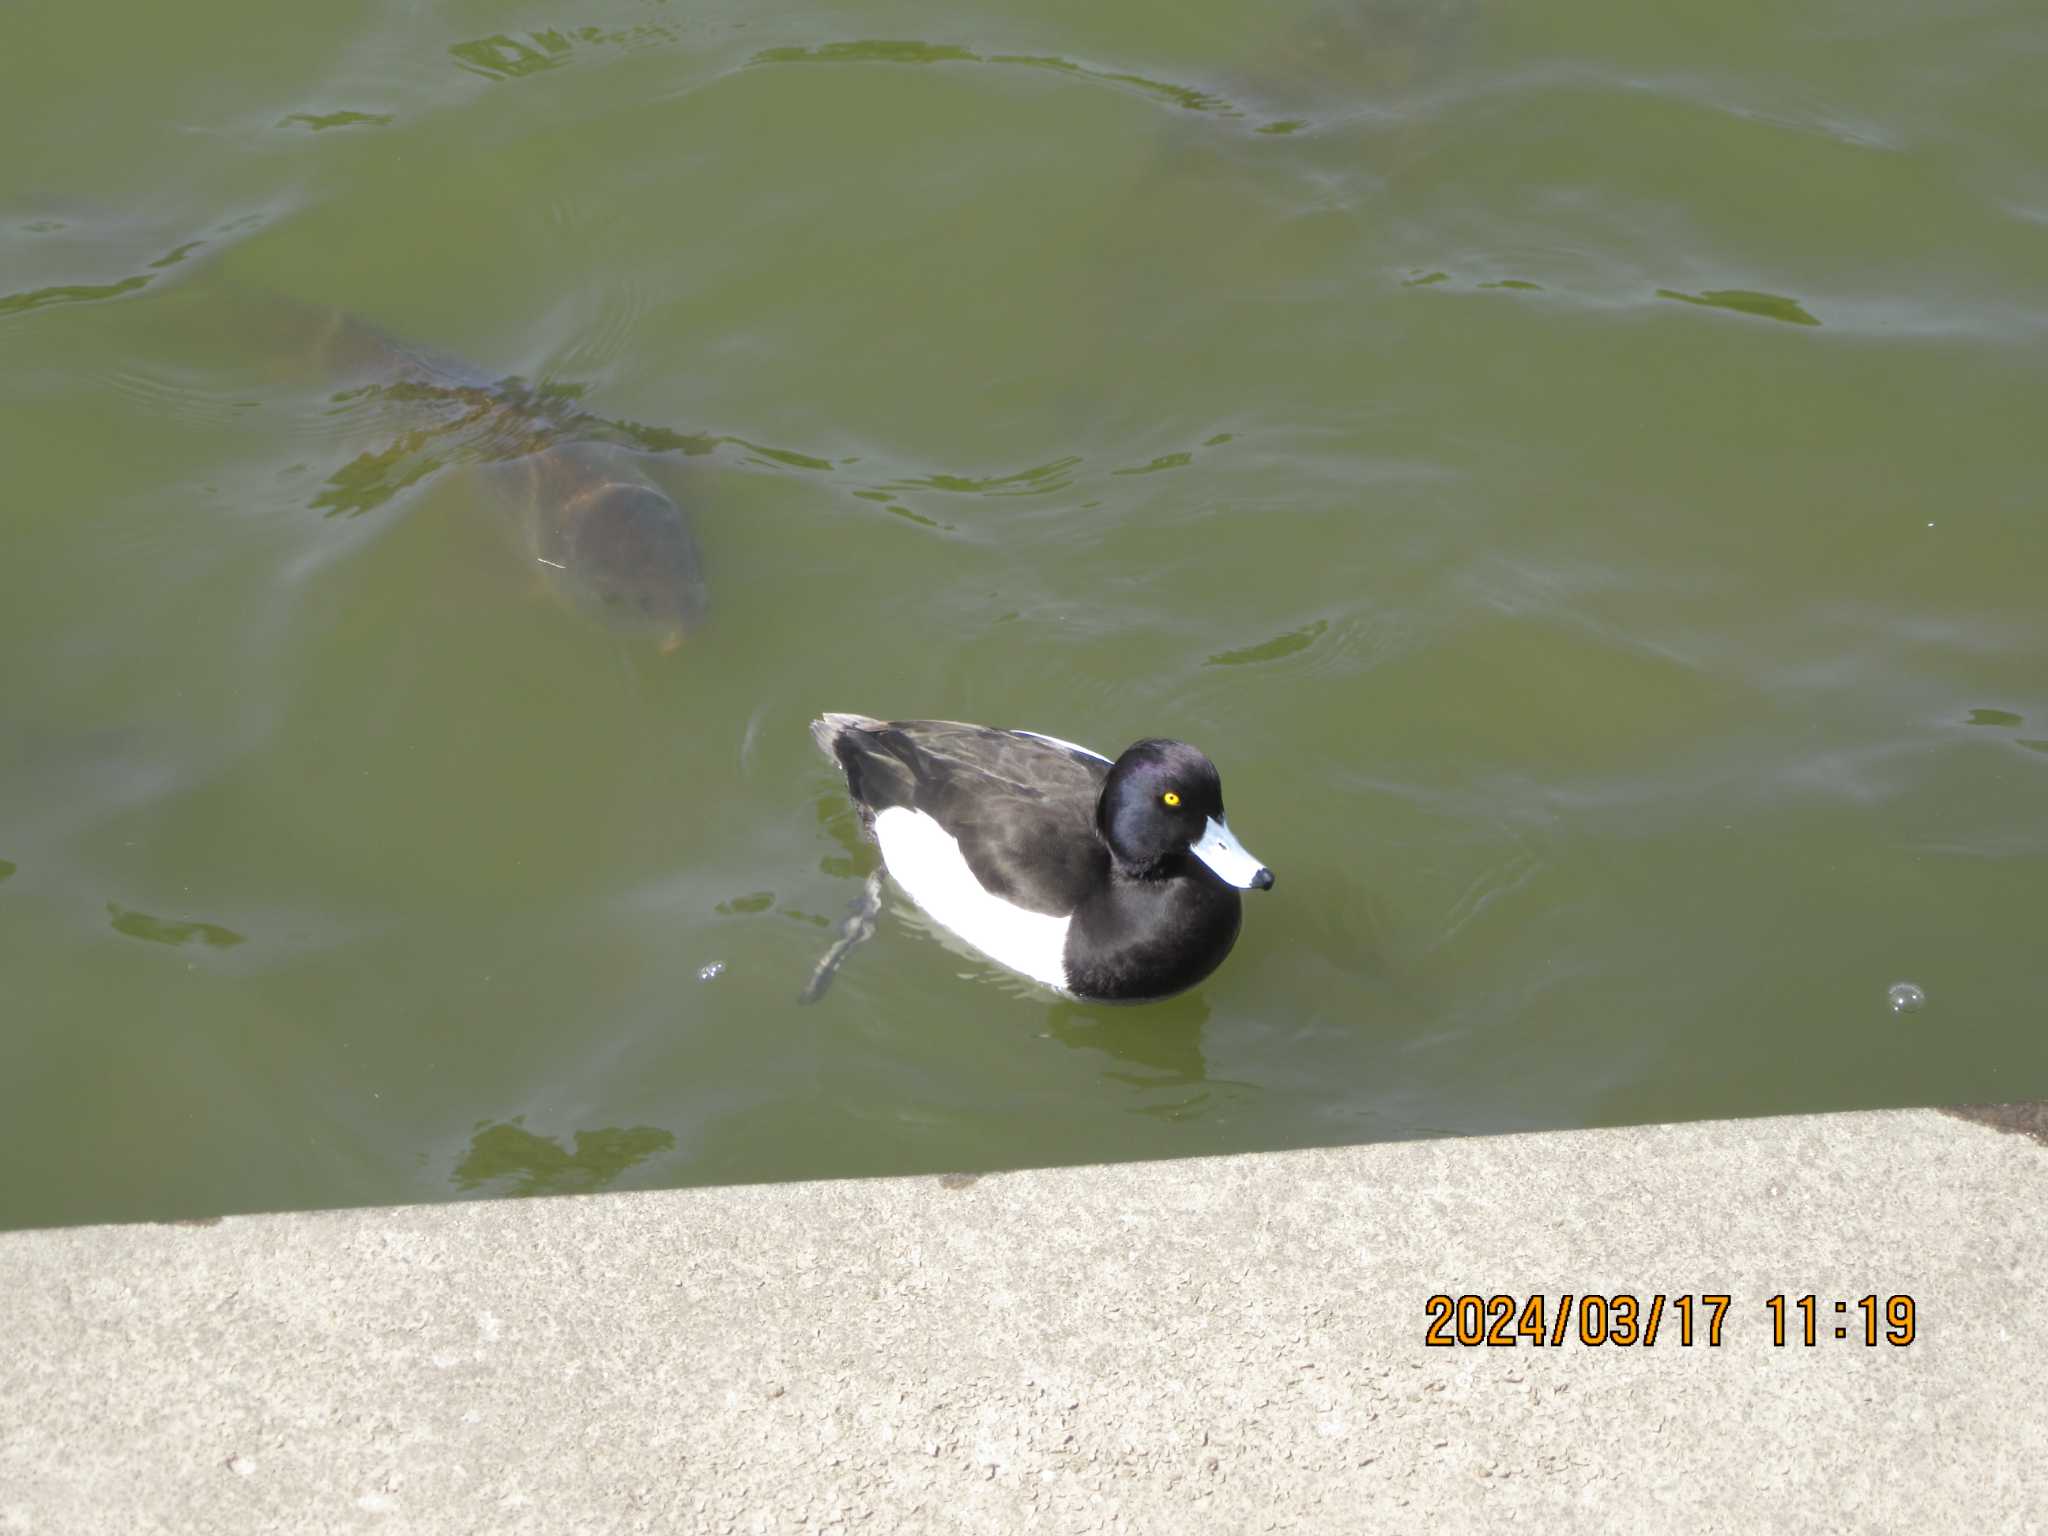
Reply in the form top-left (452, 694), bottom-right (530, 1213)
top-left (808, 711), bottom-right (886, 762)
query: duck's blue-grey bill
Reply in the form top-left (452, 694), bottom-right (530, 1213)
top-left (1191, 816), bottom-right (1273, 891)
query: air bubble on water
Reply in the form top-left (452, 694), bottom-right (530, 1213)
top-left (1887, 982), bottom-right (1925, 1014)
top-left (698, 961), bottom-right (725, 982)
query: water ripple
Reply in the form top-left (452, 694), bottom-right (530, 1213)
top-left (450, 23), bottom-right (678, 83)
top-left (886, 454), bottom-right (1083, 499)
top-left (1205, 619), bottom-right (1329, 668)
top-left (106, 903), bottom-right (246, 950)
top-left (0, 236), bottom-right (205, 321)
top-left (746, 39), bottom-right (1317, 131)
top-left (103, 363), bottom-right (262, 426)
top-left (1657, 286), bottom-right (1821, 326)
top-left (277, 109), bottom-right (392, 131)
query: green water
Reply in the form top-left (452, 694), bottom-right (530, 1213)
top-left (4, 0), bottom-right (2044, 1230)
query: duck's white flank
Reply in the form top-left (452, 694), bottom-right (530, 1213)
top-left (871, 806), bottom-right (1073, 991)
top-left (1010, 730), bottom-right (1113, 764)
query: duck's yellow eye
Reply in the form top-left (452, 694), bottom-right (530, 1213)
top-left (1162, 790), bottom-right (1180, 807)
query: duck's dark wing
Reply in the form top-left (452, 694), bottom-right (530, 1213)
top-left (813, 716), bottom-right (1111, 917)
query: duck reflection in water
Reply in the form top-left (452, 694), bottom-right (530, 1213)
top-left (1044, 992), bottom-right (1251, 1125)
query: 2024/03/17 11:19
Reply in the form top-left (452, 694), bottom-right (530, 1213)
top-left (1423, 1293), bottom-right (1918, 1347)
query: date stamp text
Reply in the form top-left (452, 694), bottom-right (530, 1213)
top-left (1423, 1293), bottom-right (1918, 1348)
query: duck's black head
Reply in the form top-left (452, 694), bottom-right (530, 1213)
top-left (1097, 738), bottom-right (1274, 890)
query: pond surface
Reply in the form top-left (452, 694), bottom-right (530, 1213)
top-left (4, 0), bottom-right (2044, 1228)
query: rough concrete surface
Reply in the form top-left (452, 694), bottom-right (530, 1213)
top-left (2, 1108), bottom-right (2043, 1534)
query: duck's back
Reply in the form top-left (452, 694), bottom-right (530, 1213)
top-left (816, 717), bottom-right (1110, 918)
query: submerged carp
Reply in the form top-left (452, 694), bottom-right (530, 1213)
top-left (297, 304), bottom-right (707, 650)
top-left (506, 440), bottom-right (707, 645)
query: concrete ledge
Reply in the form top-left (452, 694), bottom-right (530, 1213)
top-left (3, 1108), bottom-right (2043, 1533)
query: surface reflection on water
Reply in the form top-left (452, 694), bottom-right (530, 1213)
top-left (453, 1118), bottom-right (676, 1197)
